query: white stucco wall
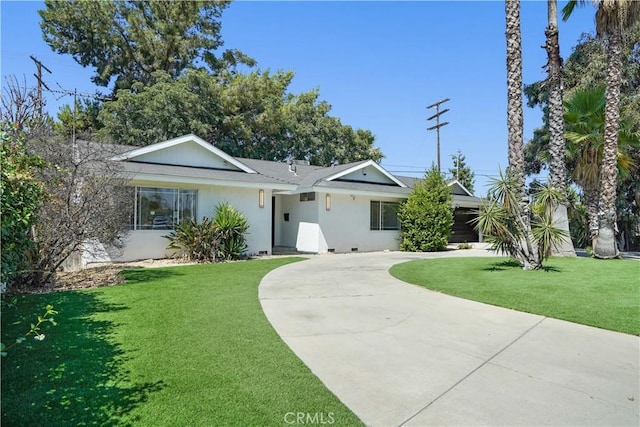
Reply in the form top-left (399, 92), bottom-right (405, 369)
top-left (276, 194), bottom-right (319, 248)
top-left (318, 193), bottom-right (401, 253)
top-left (112, 182), bottom-right (272, 261)
top-left (273, 191), bottom-right (402, 254)
top-left (110, 231), bottom-right (177, 261)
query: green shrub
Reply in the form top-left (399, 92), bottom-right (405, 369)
top-left (166, 217), bottom-right (220, 262)
top-left (457, 242), bottom-right (473, 250)
top-left (165, 202), bottom-right (249, 262)
top-left (398, 165), bottom-right (453, 252)
top-left (214, 202), bottom-right (249, 261)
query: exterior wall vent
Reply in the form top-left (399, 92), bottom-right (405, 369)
top-left (328, 248), bottom-right (335, 253)
top-left (351, 247), bottom-right (358, 252)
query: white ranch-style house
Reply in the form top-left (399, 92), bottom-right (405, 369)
top-left (97, 134), bottom-right (482, 262)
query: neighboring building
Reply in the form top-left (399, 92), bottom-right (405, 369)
top-left (95, 134), bottom-right (482, 262)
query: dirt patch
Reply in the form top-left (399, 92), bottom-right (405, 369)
top-left (9, 258), bottom-right (196, 295)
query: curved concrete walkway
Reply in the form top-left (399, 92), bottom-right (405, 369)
top-left (259, 250), bottom-right (639, 426)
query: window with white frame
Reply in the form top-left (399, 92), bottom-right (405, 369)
top-left (134, 187), bottom-right (197, 230)
top-left (370, 201), bottom-right (400, 230)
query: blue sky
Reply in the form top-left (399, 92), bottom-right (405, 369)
top-left (1, 1), bottom-right (597, 193)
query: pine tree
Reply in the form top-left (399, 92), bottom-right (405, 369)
top-left (448, 150), bottom-right (475, 194)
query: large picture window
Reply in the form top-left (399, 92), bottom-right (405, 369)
top-left (134, 187), bottom-right (197, 230)
top-left (370, 201), bottom-right (400, 230)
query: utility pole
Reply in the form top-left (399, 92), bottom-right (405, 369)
top-left (30, 55), bottom-right (51, 117)
top-left (426, 98), bottom-right (450, 172)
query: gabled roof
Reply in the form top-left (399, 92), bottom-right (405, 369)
top-left (111, 134), bottom-right (257, 174)
top-left (447, 179), bottom-right (474, 197)
top-left (105, 135), bottom-right (478, 199)
top-left (324, 160), bottom-right (408, 188)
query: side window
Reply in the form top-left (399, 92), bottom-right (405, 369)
top-left (370, 200), bottom-right (399, 231)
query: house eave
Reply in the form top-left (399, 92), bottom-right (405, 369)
top-left (127, 172), bottom-right (296, 191)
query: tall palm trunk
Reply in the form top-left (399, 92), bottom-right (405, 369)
top-left (506, 0), bottom-right (539, 270)
top-left (584, 184), bottom-right (600, 242)
top-left (506, 0), bottom-right (525, 187)
top-left (545, 0), bottom-right (576, 256)
top-left (594, 28), bottom-right (622, 258)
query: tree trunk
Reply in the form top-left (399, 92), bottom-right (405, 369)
top-left (519, 201), bottom-right (543, 270)
top-left (545, 0), bottom-right (575, 257)
top-left (505, 0), bottom-right (541, 269)
top-left (585, 185), bottom-right (600, 246)
top-left (505, 0), bottom-right (525, 189)
top-left (593, 29), bottom-right (622, 259)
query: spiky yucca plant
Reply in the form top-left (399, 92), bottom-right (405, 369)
top-left (473, 170), bottom-right (568, 269)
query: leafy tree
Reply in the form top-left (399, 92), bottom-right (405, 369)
top-left (55, 98), bottom-right (104, 138)
top-left (97, 69), bottom-right (383, 166)
top-left (39, 0), bottom-right (254, 91)
top-left (563, 0), bottom-right (640, 258)
top-left (448, 150), bottom-right (475, 194)
top-left (97, 69), bottom-right (221, 145)
top-left (0, 124), bottom-right (46, 287)
top-left (398, 166), bottom-right (453, 252)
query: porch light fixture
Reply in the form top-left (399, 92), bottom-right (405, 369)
top-left (325, 193), bottom-right (331, 211)
top-left (259, 189), bottom-right (265, 208)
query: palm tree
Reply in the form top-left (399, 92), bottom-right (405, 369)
top-left (564, 87), bottom-right (606, 241)
top-left (564, 86), bottom-right (640, 246)
top-left (504, 0), bottom-right (539, 269)
top-left (545, 0), bottom-right (575, 256)
top-left (506, 0), bottom-right (525, 186)
top-left (563, 0), bottom-right (640, 258)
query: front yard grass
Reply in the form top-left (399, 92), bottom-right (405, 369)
top-left (390, 257), bottom-right (639, 335)
top-left (1, 258), bottom-right (363, 426)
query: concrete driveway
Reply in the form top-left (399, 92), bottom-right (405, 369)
top-left (259, 250), bottom-right (639, 426)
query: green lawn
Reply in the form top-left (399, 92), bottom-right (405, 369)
top-left (1, 258), bottom-right (363, 426)
top-left (390, 257), bottom-right (640, 335)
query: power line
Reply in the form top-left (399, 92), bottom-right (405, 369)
top-left (45, 82), bottom-right (111, 144)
